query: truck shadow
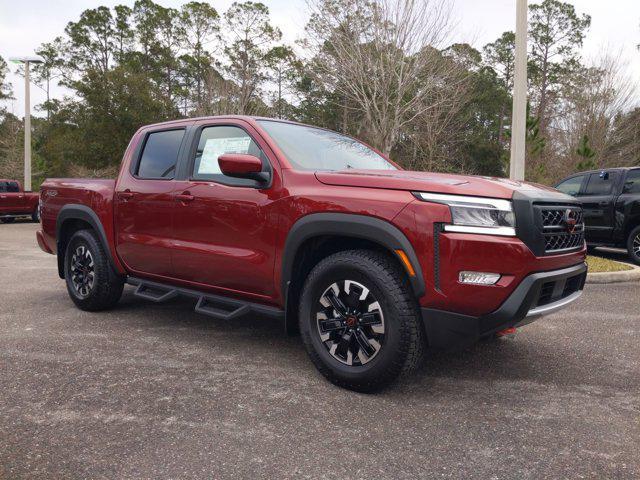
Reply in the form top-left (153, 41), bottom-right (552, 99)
top-left (111, 287), bottom-right (607, 395)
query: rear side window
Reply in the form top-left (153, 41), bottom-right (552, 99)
top-left (623, 169), bottom-right (640, 194)
top-left (556, 175), bottom-right (585, 196)
top-left (582, 172), bottom-right (618, 196)
top-left (136, 129), bottom-right (185, 179)
top-left (0, 182), bottom-right (19, 192)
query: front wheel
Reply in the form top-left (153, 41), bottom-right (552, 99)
top-left (627, 226), bottom-right (640, 265)
top-left (64, 229), bottom-right (124, 311)
top-left (299, 250), bottom-right (425, 392)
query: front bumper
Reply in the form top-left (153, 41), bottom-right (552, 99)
top-left (421, 262), bottom-right (587, 349)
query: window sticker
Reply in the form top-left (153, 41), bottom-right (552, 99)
top-left (197, 137), bottom-right (252, 174)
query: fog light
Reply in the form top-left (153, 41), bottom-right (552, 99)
top-left (458, 271), bottom-right (501, 285)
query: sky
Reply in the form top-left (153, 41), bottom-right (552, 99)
top-left (1, 0), bottom-right (639, 118)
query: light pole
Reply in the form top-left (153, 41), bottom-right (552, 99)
top-left (9, 56), bottom-right (44, 192)
top-left (509, 0), bottom-right (527, 181)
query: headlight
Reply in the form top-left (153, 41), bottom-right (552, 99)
top-left (413, 192), bottom-right (516, 236)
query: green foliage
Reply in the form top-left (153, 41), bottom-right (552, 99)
top-left (528, 0), bottom-right (591, 132)
top-left (223, 1), bottom-right (281, 114)
top-left (1, 0), bottom-right (636, 188)
top-left (0, 56), bottom-right (12, 105)
top-left (575, 134), bottom-right (597, 170)
top-left (483, 32), bottom-right (515, 90)
top-left (525, 107), bottom-right (546, 158)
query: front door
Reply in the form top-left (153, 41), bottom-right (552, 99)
top-left (170, 121), bottom-right (281, 300)
top-left (579, 171), bottom-right (619, 242)
top-left (0, 181), bottom-right (24, 214)
top-left (114, 128), bottom-right (187, 277)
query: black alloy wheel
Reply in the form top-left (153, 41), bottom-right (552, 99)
top-left (64, 229), bottom-right (124, 311)
top-left (299, 250), bottom-right (425, 392)
top-left (70, 244), bottom-right (95, 298)
top-left (628, 226), bottom-right (640, 265)
top-left (315, 280), bottom-right (385, 366)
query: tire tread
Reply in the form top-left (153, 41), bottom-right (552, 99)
top-left (64, 229), bottom-right (124, 311)
top-left (299, 249), bottom-right (424, 392)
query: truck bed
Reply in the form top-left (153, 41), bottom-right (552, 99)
top-left (39, 178), bottom-right (117, 258)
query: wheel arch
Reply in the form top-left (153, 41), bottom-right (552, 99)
top-left (281, 213), bottom-right (425, 334)
top-left (56, 204), bottom-right (120, 280)
top-left (624, 214), bottom-right (640, 238)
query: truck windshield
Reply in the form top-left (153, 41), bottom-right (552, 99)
top-left (258, 120), bottom-right (397, 171)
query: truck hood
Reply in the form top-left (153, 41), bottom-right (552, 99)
top-left (315, 169), bottom-right (569, 201)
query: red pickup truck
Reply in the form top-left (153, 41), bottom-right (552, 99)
top-left (37, 116), bottom-right (587, 391)
top-left (0, 179), bottom-right (40, 223)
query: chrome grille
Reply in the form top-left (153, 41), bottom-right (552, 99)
top-left (538, 205), bottom-right (585, 254)
top-left (541, 209), bottom-right (584, 228)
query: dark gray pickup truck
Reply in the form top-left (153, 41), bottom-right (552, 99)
top-left (556, 167), bottom-right (640, 264)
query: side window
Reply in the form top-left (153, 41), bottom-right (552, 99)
top-left (136, 129), bottom-right (185, 179)
top-left (622, 170), bottom-right (640, 194)
top-left (191, 125), bottom-right (266, 183)
top-left (6, 182), bottom-right (19, 192)
top-left (0, 182), bottom-right (6, 193)
top-left (582, 172), bottom-right (618, 196)
top-left (556, 175), bottom-right (585, 196)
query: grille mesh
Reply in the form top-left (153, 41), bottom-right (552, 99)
top-left (541, 209), bottom-right (584, 227)
top-left (538, 206), bottom-right (585, 254)
top-left (544, 231), bottom-right (585, 252)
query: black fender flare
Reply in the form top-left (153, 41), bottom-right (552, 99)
top-left (55, 204), bottom-right (120, 279)
top-left (281, 213), bottom-right (426, 302)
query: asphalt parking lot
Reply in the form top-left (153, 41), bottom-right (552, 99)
top-left (1, 222), bottom-right (639, 479)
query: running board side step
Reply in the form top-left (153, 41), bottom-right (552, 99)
top-left (127, 277), bottom-right (283, 322)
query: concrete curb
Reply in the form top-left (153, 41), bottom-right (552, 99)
top-left (586, 262), bottom-right (640, 284)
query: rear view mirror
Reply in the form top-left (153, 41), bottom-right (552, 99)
top-left (218, 153), bottom-right (269, 183)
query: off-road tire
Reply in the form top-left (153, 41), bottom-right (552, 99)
top-left (627, 225), bottom-right (640, 266)
top-left (299, 249), bottom-right (425, 392)
top-left (64, 229), bottom-right (124, 311)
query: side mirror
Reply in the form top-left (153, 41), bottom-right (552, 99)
top-left (218, 153), bottom-right (269, 183)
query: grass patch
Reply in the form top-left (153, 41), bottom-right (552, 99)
top-left (587, 255), bottom-right (633, 273)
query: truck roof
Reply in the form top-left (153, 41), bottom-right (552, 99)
top-left (139, 115), bottom-right (309, 130)
top-left (576, 166), bottom-right (640, 174)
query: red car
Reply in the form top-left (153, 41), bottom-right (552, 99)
top-left (0, 179), bottom-right (40, 223)
top-left (37, 116), bottom-right (587, 391)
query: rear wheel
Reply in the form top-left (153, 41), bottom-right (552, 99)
top-left (299, 250), bottom-right (424, 392)
top-left (1, 217), bottom-right (15, 224)
top-left (64, 229), bottom-right (124, 311)
top-left (627, 226), bottom-right (640, 265)
top-left (31, 206), bottom-right (40, 223)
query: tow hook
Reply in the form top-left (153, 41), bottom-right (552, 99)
top-left (496, 327), bottom-right (517, 338)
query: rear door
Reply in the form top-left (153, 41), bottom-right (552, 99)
top-left (114, 127), bottom-right (187, 277)
top-left (579, 171), bottom-right (620, 242)
top-left (170, 120), bottom-right (282, 299)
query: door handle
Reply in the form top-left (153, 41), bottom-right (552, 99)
top-left (176, 193), bottom-right (195, 203)
top-left (598, 201), bottom-right (609, 207)
top-left (117, 191), bottom-right (134, 200)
